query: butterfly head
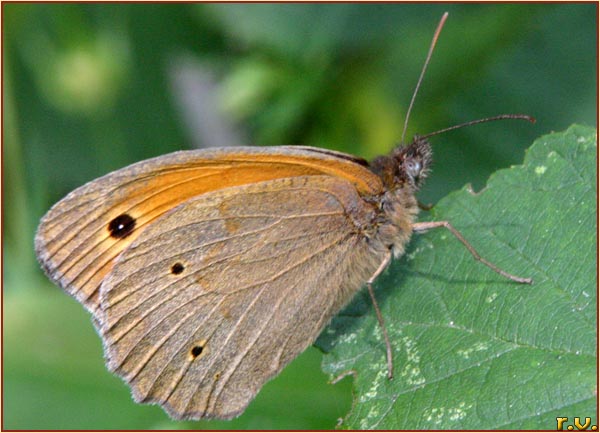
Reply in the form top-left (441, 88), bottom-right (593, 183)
top-left (370, 136), bottom-right (432, 192)
top-left (396, 136), bottom-right (432, 189)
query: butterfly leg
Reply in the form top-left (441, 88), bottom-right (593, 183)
top-left (412, 221), bottom-right (532, 284)
top-left (367, 250), bottom-right (394, 380)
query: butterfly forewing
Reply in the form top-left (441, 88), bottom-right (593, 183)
top-left (35, 147), bottom-right (383, 319)
top-left (99, 176), bottom-right (384, 419)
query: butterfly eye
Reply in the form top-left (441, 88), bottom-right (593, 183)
top-left (405, 160), bottom-right (422, 180)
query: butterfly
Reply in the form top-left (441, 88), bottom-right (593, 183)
top-left (35, 13), bottom-right (532, 420)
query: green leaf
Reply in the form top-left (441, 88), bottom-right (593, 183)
top-left (319, 125), bottom-right (597, 430)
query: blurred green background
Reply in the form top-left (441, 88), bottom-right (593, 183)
top-left (3, 3), bottom-right (596, 430)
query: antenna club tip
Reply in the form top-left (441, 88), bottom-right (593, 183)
top-left (439, 12), bottom-right (449, 26)
top-left (528, 116), bottom-right (537, 124)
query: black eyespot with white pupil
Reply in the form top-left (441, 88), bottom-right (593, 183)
top-left (108, 214), bottom-right (136, 239)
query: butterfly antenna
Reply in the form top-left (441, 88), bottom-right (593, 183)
top-left (419, 114), bottom-right (536, 139)
top-left (400, 12), bottom-right (449, 144)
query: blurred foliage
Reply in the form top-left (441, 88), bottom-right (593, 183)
top-left (3, 3), bottom-right (596, 430)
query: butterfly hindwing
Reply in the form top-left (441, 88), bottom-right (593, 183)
top-left (98, 175), bottom-right (384, 419)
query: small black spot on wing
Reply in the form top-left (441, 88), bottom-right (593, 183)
top-left (189, 339), bottom-right (207, 361)
top-left (171, 262), bottom-right (185, 275)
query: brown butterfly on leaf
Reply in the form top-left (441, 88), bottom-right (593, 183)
top-left (35, 13), bottom-right (533, 420)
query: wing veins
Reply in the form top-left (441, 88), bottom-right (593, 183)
top-left (105, 209), bottom-right (344, 311)
top-left (42, 163), bottom-right (237, 233)
top-left (180, 231), bottom-right (354, 416)
top-left (109, 221), bottom-right (347, 348)
top-left (45, 166), bottom-right (233, 255)
top-left (104, 216), bottom-right (291, 312)
top-left (55, 183), bottom-right (345, 305)
top-left (105, 227), bottom-right (273, 336)
top-left (119, 211), bottom-right (342, 264)
top-left (207, 235), bottom-right (356, 412)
